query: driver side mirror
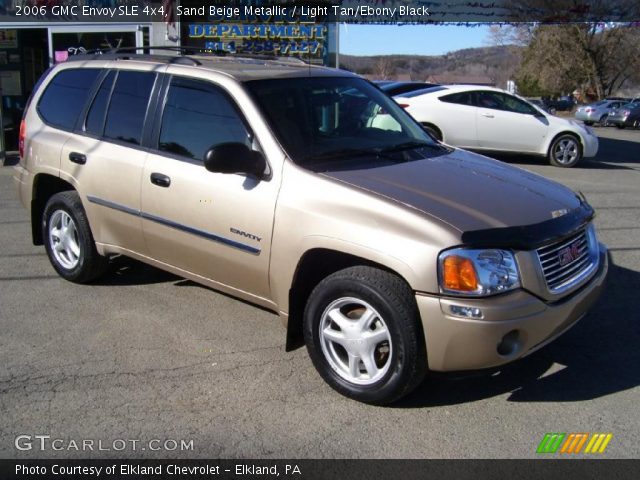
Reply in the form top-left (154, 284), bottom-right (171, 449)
top-left (204, 143), bottom-right (267, 179)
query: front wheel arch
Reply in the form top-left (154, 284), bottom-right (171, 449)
top-left (547, 132), bottom-right (583, 168)
top-left (286, 249), bottom-right (414, 352)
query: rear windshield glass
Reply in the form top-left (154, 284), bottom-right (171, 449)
top-left (38, 69), bottom-right (101, 130)
top-left (400, 86), bottom-right (448, 98)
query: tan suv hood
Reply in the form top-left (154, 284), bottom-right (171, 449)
top-left (321, 148), bottom-right (583, 235)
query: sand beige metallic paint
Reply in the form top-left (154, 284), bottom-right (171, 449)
top-left (14, 57), bottom-right (607, 383)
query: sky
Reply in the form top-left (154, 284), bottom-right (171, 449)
top-left (338, 24), bottom-right (492, 56)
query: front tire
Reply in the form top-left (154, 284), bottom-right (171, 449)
top-left (548, 134), bottom-right (583, 168)
top-left (43, 191), bottom-right (108, 283)
top-left (303, 266), bottom-right (427, 405)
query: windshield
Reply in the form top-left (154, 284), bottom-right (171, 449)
top-left (244, 76), bottom-right (440, 168)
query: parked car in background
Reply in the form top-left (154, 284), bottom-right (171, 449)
top-left (378, 81), bottom-right (439, 97)
top-left (544, 96), bottom-right (576, 112)
top-left (606, 101), bottom-right (640, 129)
top-left (575, 99), bottom-right (627, 126)
top-left (392, 85), bottom-right (598, 167)
top-left (526, 98), bottom-right (556, 115)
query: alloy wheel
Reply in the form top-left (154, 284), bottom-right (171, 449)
top-left (48, 210), bottom-right (81, 269)
top-left (319, 297), bottom-right (392, 385)
top-left (553, 138), bottom-right (579, 165)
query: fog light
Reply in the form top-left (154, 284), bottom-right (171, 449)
top-left (449, 305), bottom-right (483, 319)
top-left (497, 330), bottom-right (521, 356)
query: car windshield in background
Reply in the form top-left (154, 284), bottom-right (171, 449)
top-left (245, 76), bottom-right (440, 168)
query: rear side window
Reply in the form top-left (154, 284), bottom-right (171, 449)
top-left (85, 71), bottom-right (116, 136)
top-left (440, 92), bottom-right (475, 106)
top-left (104, 71), bottom-right (156, 146)
top-left (158, 77), bottom-right (250, 161)
top-left (37, 69), bottom-right (101, 130)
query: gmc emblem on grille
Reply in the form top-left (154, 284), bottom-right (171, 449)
top-left (558, 241), bottom-right (581, 267)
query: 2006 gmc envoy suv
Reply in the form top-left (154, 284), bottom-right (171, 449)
top-left (14, 52), bottom-right (608, 404)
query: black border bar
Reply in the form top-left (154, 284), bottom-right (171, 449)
top-left (3, 459), bottom-right (640, 480)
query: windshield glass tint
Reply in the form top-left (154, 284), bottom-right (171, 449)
top-left (245, 76), bottom-right (437, 167)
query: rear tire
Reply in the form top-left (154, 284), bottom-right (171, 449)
top-left (548, 134), bottom-right (583, 168)
top-left (584, 121), bottom-right (593, 126)
top-left (303, 266), bottom-right (427, 405)
top-left (599, 115), bottom-right (608, 126)
top-left (43, 191), bottom-right (109, 283)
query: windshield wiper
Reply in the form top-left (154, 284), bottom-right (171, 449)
top-left (305, 148), bottom-right (380, 162)
top-left (378, 141), bottom-right (441, 154)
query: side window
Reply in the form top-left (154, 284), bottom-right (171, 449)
top-left (439, 92), bottom-right (475, 106)
top-left (37, 69), bottom-right (102, 130)
top-left (104, 71), bottom-right (156, 145)
top-left (477, 91), bottom-right (506, 110)
top-left (85, 71), bottom-right (115, 136)
top-left (477, 91), bottom-right (536, 114)
top-left (500, 93), bottom-right (537, 114)
top-left (158, 77), bottom-right (251, 161)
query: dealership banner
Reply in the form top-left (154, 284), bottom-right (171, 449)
top-left (0, 0), bottom-right (639, 23)
top-left (2, 459), bottom-right (640, 479)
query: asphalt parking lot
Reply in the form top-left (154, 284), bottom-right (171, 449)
top-left (1, 126), bottom-right (639, 459)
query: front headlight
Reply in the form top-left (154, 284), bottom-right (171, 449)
top-left (438, 248), bottom-right (521, 296)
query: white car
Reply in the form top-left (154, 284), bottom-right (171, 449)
top-left (390, 85), bottom-right (599, 167)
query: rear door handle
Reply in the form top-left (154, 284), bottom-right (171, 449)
top-left (481, 113), bottom-right (495, 118)
top-left (150, 172), bottom-right (171, 188)
top-left (69, 152), bottom-right (87, 165)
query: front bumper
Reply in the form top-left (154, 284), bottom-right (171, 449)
top-left (416, 245), bottom-right (608, 372)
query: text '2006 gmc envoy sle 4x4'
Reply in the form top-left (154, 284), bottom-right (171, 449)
top-left (14, 51), bottom-right (608, 404)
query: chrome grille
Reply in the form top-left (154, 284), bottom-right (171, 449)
top-left (536, 228), bottom-right (596, 294)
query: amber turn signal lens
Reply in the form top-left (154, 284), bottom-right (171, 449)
top-left (443, 255), bottom-right (479, 291)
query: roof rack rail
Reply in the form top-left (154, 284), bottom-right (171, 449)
top-left (73, 45), bottom-right (308, 65)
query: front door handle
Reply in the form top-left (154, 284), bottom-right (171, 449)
top-left (150, 172), bottom-right (171, 188)
top-left (481, 113), bottom-right (495, 118)
top-left (69, 152), bottom-right (86, 164)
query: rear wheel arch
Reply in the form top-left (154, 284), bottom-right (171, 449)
top-left (31, 174), bottom-right (76, 245)
top-left (285, 248), bottom-right (415, 352)
top-left (420, 122), bottom-right (443, 141)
